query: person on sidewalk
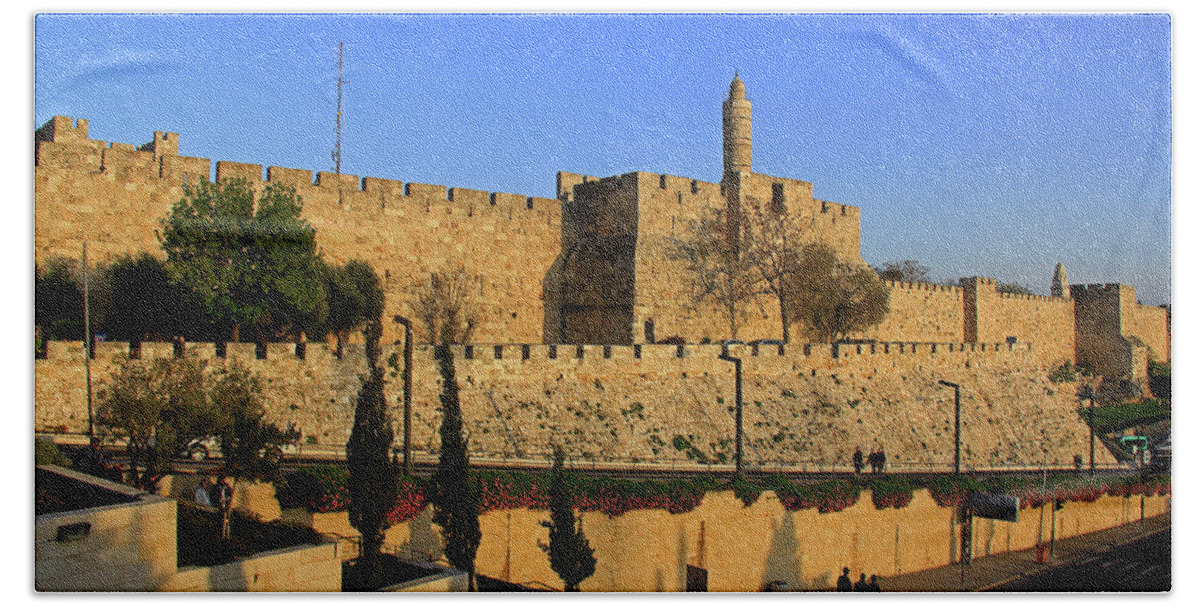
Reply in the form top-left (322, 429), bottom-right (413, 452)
top-left (879, 446), bottom-right (887, 474)
top-left (866, 575), bottom-right (881, 591)
top-left (194, 478), bottom-right (212, 507)
top-left (853, 447), bottom-right (864, 475)
top-left (853, 573), bottom-right (868, 591)
top-left (837, 567), bottom-right (853, 591)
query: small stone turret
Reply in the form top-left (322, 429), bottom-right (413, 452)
top-left (722, 72), bottom-right (752, 176)
top-left (1052, 262), bottom-right (1068, 298)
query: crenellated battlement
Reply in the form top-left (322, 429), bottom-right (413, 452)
top-left (885, 280), bottom-right (962, 294)
top-left (35, 116), bottom-right (563, 223)
top-left (39, 339), bottom-right (1038, 371)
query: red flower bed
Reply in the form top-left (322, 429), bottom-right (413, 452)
top-left (385, 478), bottom-right (429, 525)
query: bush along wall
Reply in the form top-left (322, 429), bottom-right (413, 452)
top-left (277, 467), bottom-right (1169, 522)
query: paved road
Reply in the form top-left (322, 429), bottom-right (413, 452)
top-left (988, 528), bottom-right (1170, 592)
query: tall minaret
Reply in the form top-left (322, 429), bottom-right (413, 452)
top-left (722, 72), bottom-right (752, 177)
top-left (1051, 262), bottom-right (1068, 298)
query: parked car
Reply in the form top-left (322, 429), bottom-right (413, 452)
top-left (182, 436), bottom-right (220, 461)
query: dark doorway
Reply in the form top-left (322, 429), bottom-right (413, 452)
top-left (686, 565), bottom-right (708, 592)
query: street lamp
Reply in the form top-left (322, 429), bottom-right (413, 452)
top-left (938, 380), bottom-right (962, 476)
top-left (718, 341), bottom-right (744, 477)
top-left (1077, 384), bottom-right (1096, 475)
top-left (393, 315), bottom-right (414, 477)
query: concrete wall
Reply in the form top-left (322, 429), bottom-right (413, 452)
top-left (35, 466), bottom-right (178, 592)
top-left (160, 543), bottom-right (341, 592)
top-left (37, 339), bottom-right (1112, 471)
top-left (295, 487), bottom-right (1168, 592)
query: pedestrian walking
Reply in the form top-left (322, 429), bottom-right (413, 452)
top-left (212, 476), bottom-right (233, 539)
top-left (853, 573), bottom-right (868, 592)
top-left (868, 448), bottom-right (880, 474)
top-left (194, 478), bottom-right (212, 507)
top-left (853, 447), bottom-right (864, 475)
top-left (866, 575), bottom-right (881, 591)
top-left (879, 446), bottom-right (887, 474)
top-left (837, 567), bottom-right (852, 591)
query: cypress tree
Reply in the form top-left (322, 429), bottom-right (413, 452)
top-left (431, 344), bottom-right (482, 591)
top-left (541, 445), bottom-right (596, 591)
top-left (345, 268), bottom-right (394, 589)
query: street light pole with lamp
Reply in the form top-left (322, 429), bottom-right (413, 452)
top-left (1077, 384), bottom-right (1097, 475)
top-left (937, 380), bottom-right (962, 476)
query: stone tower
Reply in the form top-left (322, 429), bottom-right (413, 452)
top-left (722, 72), bottom-right (752, 177)
top-left (1052, 262), bottom-right (1068, 298)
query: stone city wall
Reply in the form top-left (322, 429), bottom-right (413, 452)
top-left (37, 339), bottom-right (1110, 471)
top-left (35, 116), bottom-right (562, 345)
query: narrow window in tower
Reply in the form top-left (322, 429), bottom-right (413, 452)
top-left (771, 183), bottom-right (785, 213)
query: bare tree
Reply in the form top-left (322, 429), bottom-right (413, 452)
top-left (411, 268), bottom-right (482, 345)
top-left (872, 260), bottom-right (930, 283)
top-left (789, 242), bottom-right (890, 344)
top-left (668, 207), bottom-right (760, 340)
top-left (742, 200), bottom-right (812, 343)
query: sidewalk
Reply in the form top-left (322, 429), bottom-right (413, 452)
top-left (880, 511), bottom-right (1171, 592)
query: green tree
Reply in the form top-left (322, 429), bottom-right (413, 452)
top-left (105, 253), bottom-right (216, 343)
top-left (322, 259), bottom-right (384, 356)
top-left (158, 178), bottom-right (328, 343)
top-left (344, 265), bottom-right (396, 589)
top-left (431, 344), bottom-right (482, 591)
top-left (540, 445), bottom-right (596, 591)
top-left (35, 257), bottom-right (113, 342)
top-left (210, 360), bottom-right (297, 485)
top-left (97, 356), bottom-right (216, 491)
top-left (789, 242), bottom-right (890, 343)
top-left (668, 207), bottom-right (760, 340)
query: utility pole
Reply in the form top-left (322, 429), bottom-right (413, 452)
top-left (332, 42), bottom-right (348, 204)
top-left (333, 41), bottom-right (344, 176)
top-left (82, 241), bottom-right (94, 441)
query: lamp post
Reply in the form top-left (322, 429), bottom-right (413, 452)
top-left (718, 342), bottom-right (744, 477)
top-left (1078, 385), bottom-right (1096, 475)
top-left (938, 380), bottom-right (962, 476)
top-left (393, 315), bottom-right (414, 477)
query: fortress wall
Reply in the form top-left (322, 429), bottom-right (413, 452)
top-left (862, 281), bottom-right (964, 343)
top-left (34, 118), bottom-right (562, 344)
top-left (627, 172), bottom-right (782, 343)
top-left (963, 277), bottom-right (1075, 368)
top-left (1120, 291), bottom-right (1169, 363)
top-left (37, 340), bottom-right (1107, 471)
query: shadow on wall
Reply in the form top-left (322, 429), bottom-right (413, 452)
top-left (761, 512), bottom-right (803, 591)
top-left (397, 508), bottom-right (442, 562)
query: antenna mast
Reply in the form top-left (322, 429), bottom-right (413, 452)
top-left (333, 41), bottom-right (344, 176)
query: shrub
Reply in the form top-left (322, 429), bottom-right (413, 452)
top-left (777, 479), bottom-right (859, 513)
top-left (926, 475), bottom-right (985, 507)
top-left (35, 437), bottom-right (70, 467)
top-left (730, 476), bottom-right (763, 507)
top-left (869, 476), bottom-right (914, 509)
top-left (277, 465), bottom-right (350, 512)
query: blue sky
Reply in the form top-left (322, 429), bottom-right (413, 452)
top-left (33, 13), bottom-right (1172, 305)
